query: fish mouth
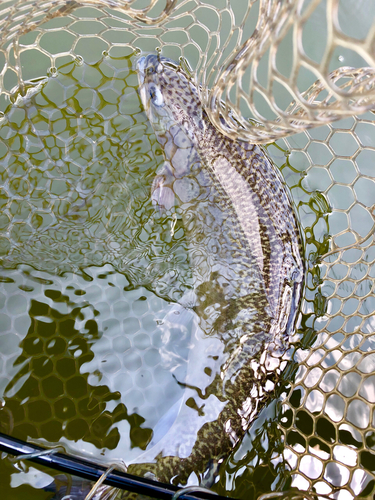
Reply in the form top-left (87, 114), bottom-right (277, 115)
top-left (136, 54), bottom-right (160, 77)
top-left (136, 54), bottom-right (169, 126)
top-left (137, 56), bottom-right (146, 84)
top-left (136, 54), bottom-right (161, 107)
top-left (136, 56), bottom-right (149, 112)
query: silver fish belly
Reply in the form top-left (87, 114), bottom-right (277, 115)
top-left (127, 54), bottom-right (304, 485)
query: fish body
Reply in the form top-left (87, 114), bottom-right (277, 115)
top-left (124, 55), bottom-right (304, 485)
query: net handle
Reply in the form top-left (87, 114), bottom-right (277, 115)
top-left (0, 432), bottom-right (227, 500)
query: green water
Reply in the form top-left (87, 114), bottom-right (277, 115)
top-left (0, 52), bottom-right (328, 499)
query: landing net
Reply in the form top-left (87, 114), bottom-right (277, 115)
top-left (0, 1), bottom-right (374, 499)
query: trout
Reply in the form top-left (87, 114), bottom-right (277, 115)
top-left (123, 54), bottom-right (304, 486)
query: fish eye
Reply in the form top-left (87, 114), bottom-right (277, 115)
top-left (146, 66), bottom-right (155, 75)
top-left (149, 84), bottom-right (164, 106)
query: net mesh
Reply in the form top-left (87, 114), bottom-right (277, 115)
top-left (1, 0), bottom-right (375, 143)
top-left (0, 1), bottom-right (375, 499)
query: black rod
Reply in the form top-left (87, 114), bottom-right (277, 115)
top-left (0, 432), bottom-right (230, 500)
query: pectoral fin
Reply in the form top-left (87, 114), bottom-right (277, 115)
top-left (151, 161), bottom-right (176, 211)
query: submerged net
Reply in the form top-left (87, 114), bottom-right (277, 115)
top-left (0, 1), bottom-right (375, 499)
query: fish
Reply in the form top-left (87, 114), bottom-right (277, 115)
top-left (121, 54), bottom-right (305, 486)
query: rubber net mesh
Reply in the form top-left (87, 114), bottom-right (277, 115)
top-left (0, 1), bottom-right (374, 499)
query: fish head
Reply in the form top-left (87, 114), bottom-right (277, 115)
top-left (137, 54), bottom-right (205, 141)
